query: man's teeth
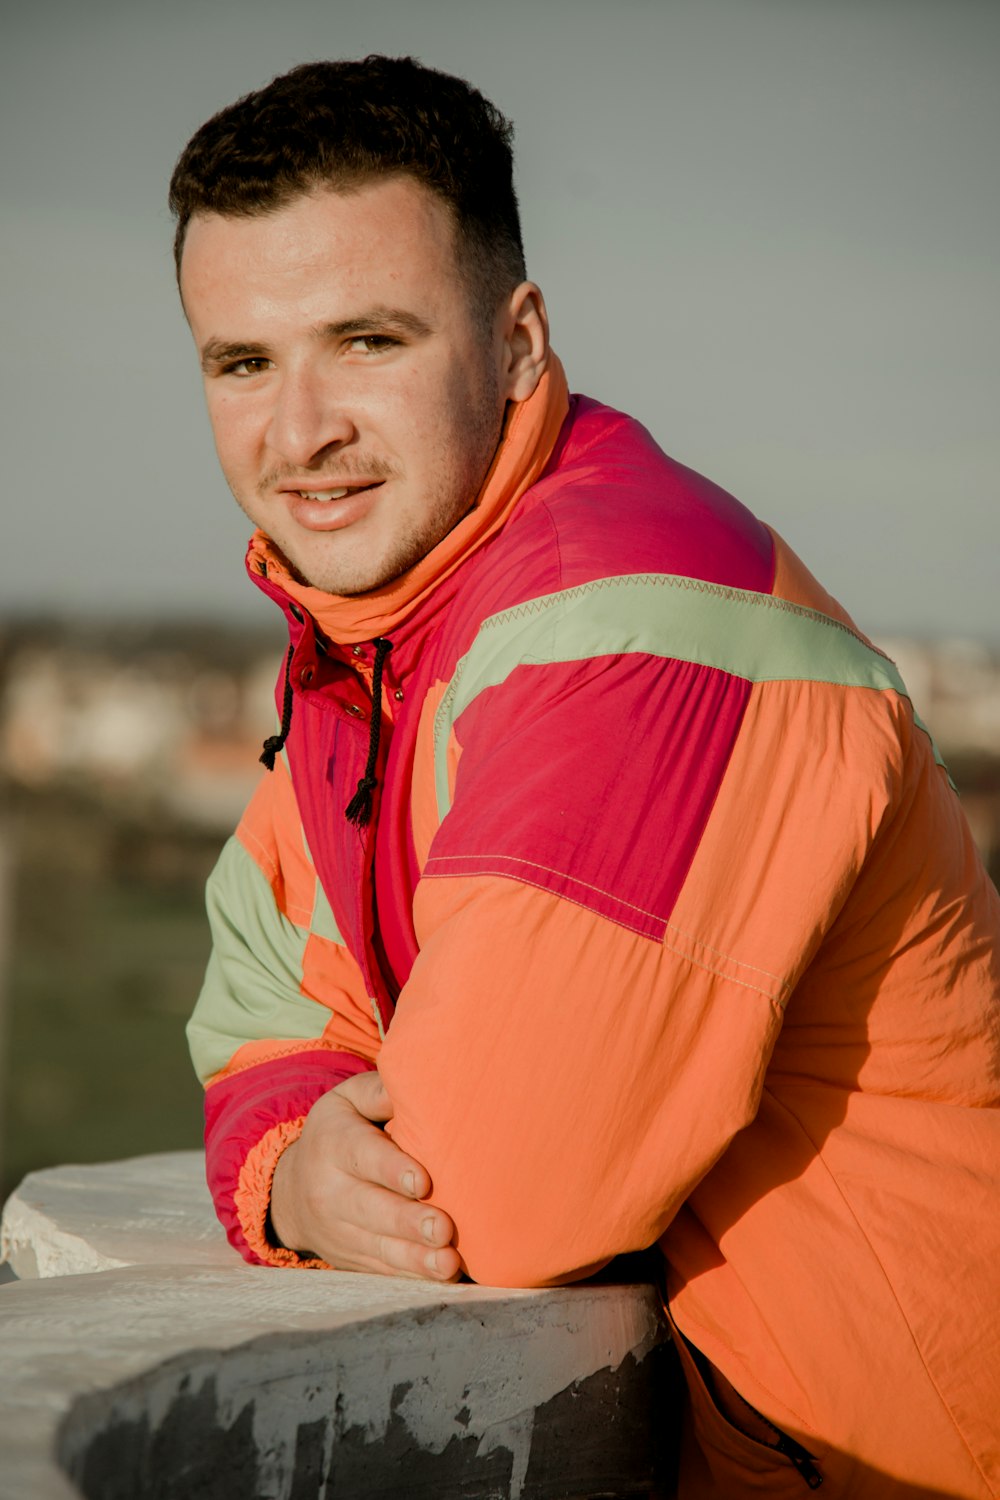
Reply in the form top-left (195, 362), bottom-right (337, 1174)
top-left (299, 488), bottom-right (351, 501)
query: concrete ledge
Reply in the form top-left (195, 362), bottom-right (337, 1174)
top-left (1, 1151), bottom-right (235, 1277)
top-left (1, 1154), bottom-right (681, 1499)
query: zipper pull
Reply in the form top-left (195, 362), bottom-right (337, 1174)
top-left (776, 1434), bottom-right (824, 1488)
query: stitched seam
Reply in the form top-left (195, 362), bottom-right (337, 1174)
top-left (206, 1039), bottom-right (353, 1087)
top-left (469, 573), bottom-right (889, 657)
top-left (661, 934), bottom-right (788, 1006)
top-left (662, 919), bottom-right (782, 982)
top-left (231, 829), bottom-right (315, 929)
top-left (421, 865), bottom-right (661, 942)
top-left (435, 659), bottom-right (468, 761)
top-left (304, 931), bottom-right (354, 955)
top-left (426, 851), bottom-right (665, 923)
top-left (425, 853), bottom-right (787, 993)
top-left (237, 824), bottom-right (280, 887)
top-left (421, 863), bottom-right (789, 1004)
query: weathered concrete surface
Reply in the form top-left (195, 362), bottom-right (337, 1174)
top-left (0, 1154), bottom-right (681, 1499)
top-left (1, 1151), bottom-right (233, 1277)
top-left (3, 1264), bottom-right (678, 1499)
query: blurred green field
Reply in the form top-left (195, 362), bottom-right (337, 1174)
top-left (1, 788), bottom-right (217, 1202)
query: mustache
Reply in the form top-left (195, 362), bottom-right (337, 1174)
top-left (259, 455), bottom-right (399, 492)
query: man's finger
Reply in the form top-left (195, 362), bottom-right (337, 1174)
top-left (298, 1084), bottom-right (444, 1205)
top-left (295, 1173), bottom-right (460, 1278)
top-left (335, 1111), bottom-right (431, 1201)
top-left (340, 1179), bottom-right (454, 1250)
top-left (322, 1223), bottom-right (463, 1281)
top-left (334, 1068), bottom-right (393, 1122)
top-left (372, 1237), bottom-right (463, 1282)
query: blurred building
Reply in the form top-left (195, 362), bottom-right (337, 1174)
top-left (0, 623), bottom-right (281, 834)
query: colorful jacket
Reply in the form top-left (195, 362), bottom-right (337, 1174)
top-left (188, 364), bottom-right (1000, 1497)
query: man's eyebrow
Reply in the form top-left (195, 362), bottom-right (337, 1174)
top-left (317, 308), bottom-right (434, 340)
top-left (199, 310), bottom-right (433, 371)
top-left (200, 340), bottom-right (266, 371)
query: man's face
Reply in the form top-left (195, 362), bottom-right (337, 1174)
top-left (180, 178), bottom-right (512, 596)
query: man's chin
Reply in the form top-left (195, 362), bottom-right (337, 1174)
top-left (273, 538), bottom-right (414, 599)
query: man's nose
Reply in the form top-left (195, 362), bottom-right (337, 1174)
top-left (266, 367), bottom-right (356, 466)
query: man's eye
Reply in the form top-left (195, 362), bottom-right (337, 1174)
top-left (224, 358), bottom-right (272, 377)
top-left (347, 335), bottom-right (398, 355)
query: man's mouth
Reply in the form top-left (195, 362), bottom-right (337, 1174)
top-left (295, 483), bottom-right (379, 501)
top-left (281, 480), bottom-right (386, 534)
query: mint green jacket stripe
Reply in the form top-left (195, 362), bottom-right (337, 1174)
top-left (187, 835), bottom-right (328, 1084)
top-left (433, 573), bottom-right (945, 820)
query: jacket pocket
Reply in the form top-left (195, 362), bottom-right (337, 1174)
top-left (670, 1314), bottom-right (825, 1495)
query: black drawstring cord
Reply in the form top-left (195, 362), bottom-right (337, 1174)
top-left (345, 637), bottom-right (393, 827)
top-left (258, 635), bottom-right (393, 815)
top-left (259, 645), bottom-right (295, 771)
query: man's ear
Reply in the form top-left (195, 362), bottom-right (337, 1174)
top-left (500, 282), bottom-right (550, 402)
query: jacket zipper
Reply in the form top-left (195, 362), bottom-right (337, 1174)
top-left (350, 657), bottom-right (398, 1034)
top-left (774, 1432), bottom-right (824, 1488)
top-left (731, 1388), bottom-right (824, 1489)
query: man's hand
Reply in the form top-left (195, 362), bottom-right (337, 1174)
top-left (269, 1070), bottom-right (461, 1281)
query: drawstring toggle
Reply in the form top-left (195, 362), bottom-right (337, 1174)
top-left (345, 637), bottom-right (393, 827)
top-left (260, 644), bottom-right (295, 771)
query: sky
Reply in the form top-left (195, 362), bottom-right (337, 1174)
top-left (2, 0), bottom-right (998, 641)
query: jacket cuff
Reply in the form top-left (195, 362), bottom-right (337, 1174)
top-left (204, 1047), bottom-right (375, 1265)
top-left (233, 1116), bottom-right (331, 1269)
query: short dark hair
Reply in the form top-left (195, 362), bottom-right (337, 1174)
top-left (168, 55), bottom-right (526, 327)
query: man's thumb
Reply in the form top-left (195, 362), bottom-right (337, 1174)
top-left (341, 1066), bottom-right (393, 1121)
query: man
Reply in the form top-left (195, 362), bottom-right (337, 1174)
top-left (175, 57), bottom-right (1000, 1497)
